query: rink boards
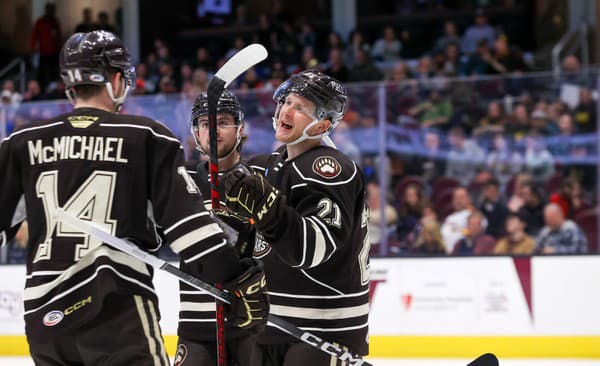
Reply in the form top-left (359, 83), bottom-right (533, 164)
top-left (1, 255), bottom-right (599, 358)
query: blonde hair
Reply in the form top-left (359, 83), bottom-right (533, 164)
top-left (415, 218), bottom-right (446, 253)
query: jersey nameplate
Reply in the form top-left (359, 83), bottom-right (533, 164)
top-left (312, 156), bottom-right (342, 179)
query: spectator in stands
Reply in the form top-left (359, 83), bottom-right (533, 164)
top-left (297, 21), bottom-right (316, 49)
top-left (348, 49), bottom-right (384, 82)
top-left (413, 56), bottom-right (437, 80)
top-left (529, 109), bottom-right (557, 136)
top-left (461, 39), bottom-right (495, 76)
top-left (517, 182), bottom-right (546, 236)
top-left (474, 101), bottom-right (506, 137)
top-left (408, 89), bottom-right (452, 129)
top-left (371, 26), bottom-right (402, 62)
top-left (367, 181), bottom-right (399, 246)
top-left (451, 211), bottom-right (496, 255)
top-left (412, 217), bottom-right (446, 255)
top-left (523, 133), bottom-right (555, 184)
top-left (325, 48), bottom-right (349, 82)
top-left (440, 43), bottom-right (462, 76)
top-left (132, 63), bottom-right (155, 95)
top-left (74, 7), bottom-right (95, 33)
top-left (549, 177), bottom-right (590, 219)
top-left (461, 8), bottom-right (497, 55)
top-left (30, 2), bottom-right (62, 91)
top-left (441, 186), bottom-right (476, 253)
top-left (95, 11), bottom-right (117, 33)
top-left (573, 87), bottom-right (597, 133)
top-left (535, 203), bottom-right (587, 254)
top-left (157, 63), bottom-right (178, 94)
top-left (507, 173), bottom-right (532, 212)
top-left (550, 113), bottom-right (579, 157)
top-left (255, 14), bottom-right (279, 53)
top-left (387, 61), bottom-right (412, 82)
top-left (478, 178), bottom-right (509, 239)
top-left (346, 30), bottom-right (370, 68)
top-left (2, 80), bottom-right (22, 105)
top-left (432, 20), bottom-right (461, 54)
top-left (194, 47), bottom-right (214, 71)
top-left (445, 126), bottom-right (485, 186)
top-left (505, 103), bottom-right (531, 141)
top-left (397, 183), bottom-right (429, 243)
top-left (191, 68), bottom-right (209, 94)
top-left (406, 129), bottom-right (446, 184)
top-left (22, 79), bottom-right (42, 102)
top-left (488, 35), bottom-right (529, 74)
top-left (485, 133), bottom-right (523, 190)
top-left (493, 212), bottom-right (535, 255)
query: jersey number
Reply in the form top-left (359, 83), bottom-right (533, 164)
top-left (316, 198), bottom-right (342, 228)
top-left (35, 170), bottom-right (118, 262)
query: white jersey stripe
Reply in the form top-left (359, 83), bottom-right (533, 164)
top-left (99, 123), bottom-right (181, 144)
top-left (180, 301), bottom-right (217, 312)
top-left (183, 239), bottom-right (228, 263)
top-left (170, 224), bottom-right (222, 253)
top-left (300, 269), bottom-right (344, 295)
top-left (267, 288), bottom-right (369, 299)
top-left (294, 218), bottom-right (308, 268)
top-left (306, 217), bottom-right (327, 268)
top-left (135, 296), bottom-right (162, 366)
top-left (24, 264), bottom-right (156, 315)
top-left (4, 121), bottom-right (64, 141)
top-left (24, 246), bottom-right (149, 300)
top-left (146, 298), bottom-right (170, 366)
top-left (164, 211), bottom-right (209, 235)
top-left (268, 320), bottom-right (369, 333)
top-left (270, 303), bottom-right (369, 320)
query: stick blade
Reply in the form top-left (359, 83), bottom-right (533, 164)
top-left (214, 43), bottom-right (268, 87)
top-left (467, 353), bottom-right (499, 366)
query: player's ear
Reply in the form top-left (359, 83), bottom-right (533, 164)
top-left (319, 119), bottom-right (332, 133)
top-left (111, 72), bottom-right (124, 97)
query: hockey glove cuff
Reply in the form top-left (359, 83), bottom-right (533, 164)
top-left (224, 168), bottom-right (284, 231)
top-left (223, 258), bottom-right (269, 334)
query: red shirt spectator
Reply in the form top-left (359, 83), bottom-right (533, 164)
top-left (30, 3), bottom-right (62, 56)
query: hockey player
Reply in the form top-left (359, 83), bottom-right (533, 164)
top-left (224, 70), bottom-right (370, 365)
top-left (0, 30), bottom-right (267, 366)
top-left (174, 89), bottom-right (262, 366)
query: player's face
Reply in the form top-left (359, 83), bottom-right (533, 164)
top-left (197, 113), bottom-right (240, 158)
top-left (275, 93), bottom-right (319, 144)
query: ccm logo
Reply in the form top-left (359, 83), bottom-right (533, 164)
top-left (43, 296), bottom-right (92, 327)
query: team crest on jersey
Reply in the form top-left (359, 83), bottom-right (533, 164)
top-left (312, 156), bottom-right (341, 179)
top-left (173, 344), bottom-right (188, 366)
top-left (254, 233), bottom-right (271, 258)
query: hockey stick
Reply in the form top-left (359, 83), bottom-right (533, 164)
top-left (467, 353), bottom-right (499, 366)
top-left (55, 209), bottom-right (373, 366)
top-left (207, 43), bottom-right (268, 366)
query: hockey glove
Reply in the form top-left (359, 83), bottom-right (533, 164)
top-left (224, 168), bottom-right (283, 231)
top-left (223, 258), bottom-right (269, 334)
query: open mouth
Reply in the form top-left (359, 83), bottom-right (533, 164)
top-left (280, 121), bottom-right (292, 130)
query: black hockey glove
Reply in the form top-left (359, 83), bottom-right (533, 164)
top-left (224, 168), bottom-right (283, 231)
top-left (223, 258), bottom-right (269, 334)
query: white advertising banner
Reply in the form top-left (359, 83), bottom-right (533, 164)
top-left (1, 256), bottom-right (599, 337)
top-left (369, 257), bottom-right (533, 335)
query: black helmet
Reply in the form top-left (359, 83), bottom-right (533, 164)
top-left (273, 70), bottom-right (347, 131)
top-left (60, 30), bottom-right (135, 90)
top-left (190, 89), bottom-right (244, 127)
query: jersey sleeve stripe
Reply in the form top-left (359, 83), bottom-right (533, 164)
top-left (293, 321), bottom-right (369, 333)
top-left (305, 217), bottom-right (327, 268)
top-left (183, 238), bottom-right (228, 264)
top-left (291, 183), bottom-right (308, 190)
top-left (309, 215), bottom-right (338, 253)
top-left (180, 301), bottom-right (217, 312)
top-left (270, 303), bottom-right (369, 320)
top-left (169, 223), bottom-right (223, 253)
top-left (294, 218), bottom-right (309, 268)
top-left (99, 123), bottom-right (182, 144)
top-left (24, 246), bottom-right (149, 300)
top-left (164, 211), bottom-right (210, 235)
top-left (0, 231), bottom-right (5, 247)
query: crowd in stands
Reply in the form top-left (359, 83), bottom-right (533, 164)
top-left (1, 4), bottom-right (598, 262)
